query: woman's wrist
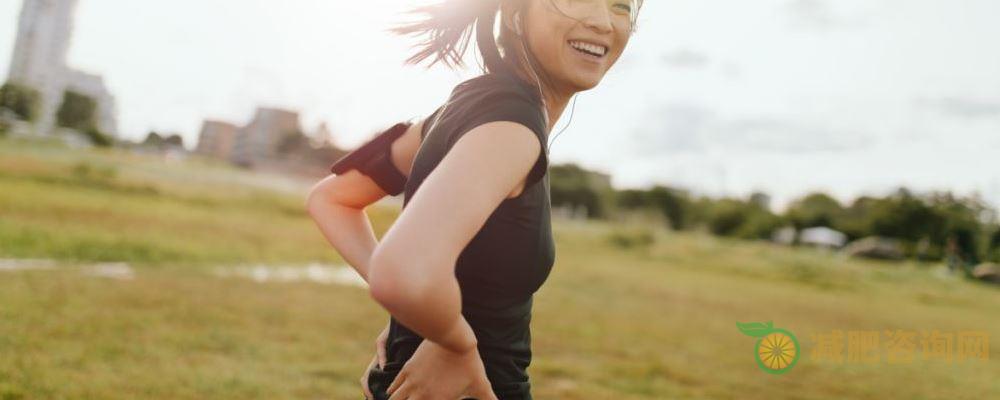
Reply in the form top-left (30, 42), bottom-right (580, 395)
top-left (436, 315), bottom-right (478, 354)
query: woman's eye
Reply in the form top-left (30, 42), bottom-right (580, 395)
top-left (612, 2), bottom-right (632, 13)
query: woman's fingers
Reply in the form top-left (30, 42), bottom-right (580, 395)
top-left (377, 322), bottom-right (390, 369)
top-left (376, 340), bottom-right (387, 369)
top-left (466, 375), bottom-right (498, 400)
top-left (387, 378), bottom-right (411, 400)
top-left (386, 369), bottom-right (406, 396)
top-left (361, 355), bottom-right (376, 399)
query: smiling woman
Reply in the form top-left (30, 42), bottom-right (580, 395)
top-left (305, 1), bottom-right (642, 399)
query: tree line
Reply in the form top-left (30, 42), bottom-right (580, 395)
top-left (0, 82), bottom-right (113, 146)
top-left (549, 163), bottom-right (1000, 266)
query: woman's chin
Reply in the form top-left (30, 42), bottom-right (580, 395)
top-left (568, 74), bottom-right (602, 92)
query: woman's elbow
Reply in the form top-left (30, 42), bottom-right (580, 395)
top-left (368, 249), bottom-right (427, 311)
top-left (305, 180), bottom-right (334, 217)
top-left (305, 181), bottom-right (320, 211)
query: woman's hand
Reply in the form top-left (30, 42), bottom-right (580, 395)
top-left (361, 322), bottom-right (391, 400)
top-left (386, 339), bottom-right (498, 400)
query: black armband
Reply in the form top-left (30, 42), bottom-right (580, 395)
top-left (329, 122), bottom-right (411, 196)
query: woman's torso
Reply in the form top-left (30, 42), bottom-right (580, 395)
top-left (366, 69), bottom-right (556, 400)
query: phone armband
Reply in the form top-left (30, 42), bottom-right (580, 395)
top-left (329, 122), bottom-right (411, 196)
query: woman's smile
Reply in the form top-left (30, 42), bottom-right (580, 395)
top-left (567, 39), bottom-right (609, 65)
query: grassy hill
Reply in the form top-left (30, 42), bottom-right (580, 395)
top-left (1, 137), bottom-right (997, 399)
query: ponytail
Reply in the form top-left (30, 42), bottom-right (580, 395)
top-left (390, 0), bottom-right (508, 73)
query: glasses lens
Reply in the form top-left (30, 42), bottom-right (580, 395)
top-left (548, 0), bottom-right (638, 31)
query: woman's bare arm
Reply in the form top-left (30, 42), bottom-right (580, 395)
top-left (305, 119), bottom-right (427, 282)
top-left (367, 121), bottom-right (542, 353)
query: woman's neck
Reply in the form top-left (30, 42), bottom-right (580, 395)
top-left (507, 59), bottom-right (574, 134)
top-left (540, 86), bottom-right (571, 134)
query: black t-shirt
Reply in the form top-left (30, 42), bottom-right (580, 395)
top-left (366, 68), bottom-right (556, 400)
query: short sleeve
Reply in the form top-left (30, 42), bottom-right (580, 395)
top-left (448, 88), bottom-right (549, 191)
top-left (420, 106), bottom-right (443, 141)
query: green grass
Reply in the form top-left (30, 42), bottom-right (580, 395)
top-left (1, 137), bottom-right (998, 399)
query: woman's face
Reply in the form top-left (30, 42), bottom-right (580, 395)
top-left (522, 0), bottom-right (637, 93)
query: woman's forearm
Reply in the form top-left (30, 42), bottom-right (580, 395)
top-left (307, 200), bottom-right (379, 282)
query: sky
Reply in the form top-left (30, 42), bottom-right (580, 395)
top-left (1, 0), bottom-right (998, 212)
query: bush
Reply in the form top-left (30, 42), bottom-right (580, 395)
top-left (987, 229), bottom-right (1000, 263)
top-left (72, 161), bottom-right (119, 182)
top-left (0, 82), bottom-right (41, 121)
top-left (707, 199), bottom-right (748, 237)
top-left (607, 226), bottom-right (656, 250)
top-left (616, 186), bottom-right (693, 230)
top-left (84, 127), bottom-right (113, 147)
top-left (56, 90), bottom-right (97, 131)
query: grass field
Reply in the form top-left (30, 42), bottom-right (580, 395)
top-left (1, 137), bottom-right (998, 399)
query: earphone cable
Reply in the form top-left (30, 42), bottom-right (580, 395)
top-left (546, 93), bottom-right (577, 153)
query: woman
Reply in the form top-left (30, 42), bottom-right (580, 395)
top-left (306, 0), bottom-right (641, 398)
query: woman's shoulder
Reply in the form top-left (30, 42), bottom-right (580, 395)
top-left (442, 72), bottom-right (548, 144)
top-left (454, 70), bottom-right (529, 93)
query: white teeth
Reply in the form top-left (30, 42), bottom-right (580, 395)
top-left (569, 40), bottom-right (607, 57)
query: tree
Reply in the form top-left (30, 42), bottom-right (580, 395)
top-left (550, 163), bottom-right (616, 220)
top-left (703, 197), bottom-right (782, 239)
top-left (163, 133), bottom-right (184, 148)
top-left (837, 196), bottom-right (880, 241)
top-left (616, 186), bottom-right (694, 230)
top-left (56, 90), bottom-right (97, 131)
top-left (706, 199), bottom-right (748, 237)
top-left (0, 82), bottom-right (41, 122)
top-left (142, 131), bottom-right (165, 147)
top-left (142, 131), bottom-right (183, 149)
top-left (785, 192), bottom-right (844, 229)
top-left (276, 130), bottom-right (309, 154)
top-left (83, 127), bottom-right (113, 147)
top-left (987, 228), bottom-right (1000, 263)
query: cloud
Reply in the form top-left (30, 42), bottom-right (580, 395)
top-left (917, 97), bottom-right (1000, 119)
top-left (631, 103), bottom-right (872, 156)
top-left (630, 104), bottom-right (713, 156)
top-left (660, 49), bottom-right (711, 69)
top-left (717, 118), bottom-right (870, 153)
top-left (785, 0), bottom-right (863, 31)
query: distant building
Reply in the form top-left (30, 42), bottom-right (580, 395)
top-left (6, 0), bottom-right (118, 136)
top-left (799, 226), bottom-right (848, 248)
top-left (193, 107), bottom-right (342, 176)
top-left (195, 120), bottom-right (239, 160)
top-left (229, 107), bottom-right (302, 167)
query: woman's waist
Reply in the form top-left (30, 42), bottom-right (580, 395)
top-left (387, 298), bottom-right (533, 349)
top-left (386, 325), bottom-right (531, 362)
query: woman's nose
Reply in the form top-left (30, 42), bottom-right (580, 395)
top-left (580, 5), bottom-right (614, 34)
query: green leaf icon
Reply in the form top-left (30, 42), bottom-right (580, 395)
top-left (736, 321), bottom-right (775, 337)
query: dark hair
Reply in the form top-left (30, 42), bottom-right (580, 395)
top-left (390, 0), bottom-right (644, 73)
top-left (390, 0), bottom-right (510, 73)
